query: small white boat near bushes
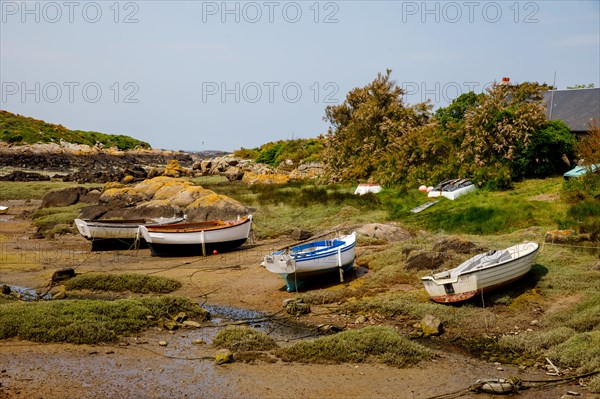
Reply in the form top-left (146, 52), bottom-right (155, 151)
top-left (421, 242), bottom-right (539, 303)
top-left (263, 232), bottom-right (356, 292)
top-left (138, 216), bottom-right (252, 257)
top-left (428, 179), bottom-right (476, 200)
top-left (0, 205), bottom-right (8, 215)
top-left (354, 184), bottom-right (382, 195)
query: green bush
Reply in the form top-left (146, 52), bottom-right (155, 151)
top-left (513, 120), bottom-right (576, 179)
top-left (234, 138), bottom-right (325, 168)
top-left (0, 110), bottom-right (150, 149)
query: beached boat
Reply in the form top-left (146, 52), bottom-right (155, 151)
top-left (263, 232), bottom-right (356, 292)
top-left (563, 164), bottom-right (600, 179)
top-left (74, 217), bottom-right (184, 250)
top-left (138, 216), bottom-right (252, 257)
top-left (354, 184), bottom-right (382, 195)
top-left (0, 206), bottom-right (8, 215)
top-left (428, 179), bottom-right (476, 200)
top-left (421, 242), bottom-right (539, 303)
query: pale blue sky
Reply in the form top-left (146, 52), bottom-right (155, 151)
top-left (1, 1), bottom-right (599, 151)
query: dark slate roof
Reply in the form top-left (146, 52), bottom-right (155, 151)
top-left (543, 88), bottom-right (600, 132)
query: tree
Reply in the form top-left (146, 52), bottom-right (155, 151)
top-left (567, 84), bottom-right (595, 89)
top-left (434, 92), bottom-right (481, 129)
top-left (323, 70), bottom-right (430, 183)
top-left (457, 82), bottom-right (549, 188)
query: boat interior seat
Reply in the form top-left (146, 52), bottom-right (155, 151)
top-left (480, 250), bottom-right (512, 266)
top-left (451, 255), bottom-right (483, 277)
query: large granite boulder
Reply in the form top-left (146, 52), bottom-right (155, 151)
top-left (41, 186), bottom-right (89, 208)
top-left (80, 176), bottom-right (249, 221)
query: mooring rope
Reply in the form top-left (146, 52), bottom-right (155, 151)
top-left (421, 370), bottom-right (599, 399)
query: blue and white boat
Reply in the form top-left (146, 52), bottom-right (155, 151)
top-left (263, 232), bottom-right (356, 292)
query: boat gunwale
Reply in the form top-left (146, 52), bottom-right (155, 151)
top-left (290, 242), bottom-right (356, 263)
top-left (273, 233), bottom-right (356, 258)
top-left (144, 217), bottom-right (251, 233)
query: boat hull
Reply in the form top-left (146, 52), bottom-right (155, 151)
top-left (428, 184), bottom-right (476, 200)
top-left (74, 217), bottom-right (183, 251)
top-left (282, 260), bottom-right (355, 292)
top-left (139, 217), bottom-right (252, 257)
top-left (264, 233), bottom-right (356, 292)
top-left (421, 242), bottom-right (539, 303)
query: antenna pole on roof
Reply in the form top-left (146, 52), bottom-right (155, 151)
top-left (549, 71), bottom-right (557, 120)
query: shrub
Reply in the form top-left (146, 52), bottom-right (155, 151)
top-left (0, 110), bottom-right (150, 149)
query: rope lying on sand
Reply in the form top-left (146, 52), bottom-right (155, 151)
top-left (422, 370), bottom-right (599, 399)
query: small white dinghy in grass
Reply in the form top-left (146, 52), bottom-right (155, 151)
top-left (0, 206), bottom-right (8, 215)
top-left (263, 232), bottom-right (356, 292)
top-left (421, 242), bottom-right (539, 303)
top-left (428, 179), bottom-right (476, 200)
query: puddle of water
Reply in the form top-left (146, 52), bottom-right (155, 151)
top-left (203, 303), bottom-right (316, 342)
top-left (0, 283), bottom-right (52, 300)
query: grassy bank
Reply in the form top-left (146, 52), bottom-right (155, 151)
top-left (65, 273), bottom-right (182, 294)
top-left (0, 296), bottom-right (208, 344)
top-left (0, 181), bottom-right (100, 200)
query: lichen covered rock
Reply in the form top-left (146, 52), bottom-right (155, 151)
top-left (82, 176), bottom-right (248, 221)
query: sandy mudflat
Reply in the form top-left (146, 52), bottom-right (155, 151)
top-left (0, 202), bottom-right (594, 399)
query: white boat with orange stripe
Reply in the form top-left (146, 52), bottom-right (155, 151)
top-left (421, 242), bottom-right (539, 303)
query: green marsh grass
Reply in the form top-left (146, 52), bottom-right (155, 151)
top-left (0, 296), bottom-right (207, 344)
top-left (498, 326), bottom-right (576, 356)
top-left (545, 331), bottom-right (600, 372)
top-left (278, 326), bottom-right (433, 367)
top-left (0, 181), bottom-right (99, 200)
top-left (65, 273), bottom-right (182, 294)
top-left (212, 326), bottom-right (278, 352)
top-left (31, 203), bottom-right (86, 238)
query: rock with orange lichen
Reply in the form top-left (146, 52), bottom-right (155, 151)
top-left (241, 171), bottom-right (289, 185)
top-left (80, 176), bottom-right (248, 221)
top-left (163, 160), bottom-right (188, 178)
top-left (132, 176), bottom-right (191, 198)
top-left (184, 192), bottom-right (249, 221)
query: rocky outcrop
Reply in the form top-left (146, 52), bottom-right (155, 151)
top-left (193, 155), bottom-right (325, 184)
top-left (0, 142), bottom-right (193, 182)
top-left (80, 176), bottom-right (249, 221)
top-left (0, 170), bottom-right (50, 181)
